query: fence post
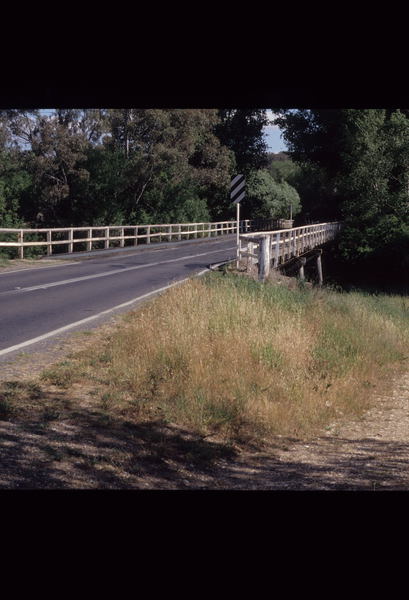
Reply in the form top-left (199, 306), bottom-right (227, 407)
top-left (146, 226), bottom-right (151, 244)
top-left (47, 230), bottom-right (53, 256)
top-left (86, 229), bottom-right (92, 251)
top-left (248, 241), bottom-right (254, 270)
top-left (120, 227), bottom-right (125, 247)
top-left (18, 230), bottom-right (24, 259)
top-left (178, 225), bottom-right (182, 241)
top-left (68, 229), bottom-right (73, 254)
top-left (274, 231), bottom-right (280, 266)
top-left (104, 228), bottom-right (109, 249)
top-left (258, 236), bottom-right (270, 282)
top-left (168, 226), bottom-right (172, 242)
top-left (134, 227), bottom-right (138, 246)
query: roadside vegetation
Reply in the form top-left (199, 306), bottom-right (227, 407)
top-left (3, 271), bottom-right (408, 449)
top-left (0, 253), bottom-right (10, 268)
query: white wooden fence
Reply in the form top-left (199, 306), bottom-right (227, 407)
top-left (239, 222), bottom-right (342, 281)
top-left (0, 220), bottom-right (252, 259)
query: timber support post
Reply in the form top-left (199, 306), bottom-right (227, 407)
top-left (258, 236), bottom-right (270, 282)
top-left (47, 230), bottom-right (53, 255)
top-left (248, 241), bottom-right (254, 269)
top-left (316, 249), bottom-right (323, 286)
top-left (298, 257), bottom-right (306, 281)
top-left (18, 230), bottom-right (24, 259)
top-left (67, 229), bottom-right (73, 254)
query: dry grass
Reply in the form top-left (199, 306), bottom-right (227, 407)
top-left (36, 271), bottom-right (409, 446)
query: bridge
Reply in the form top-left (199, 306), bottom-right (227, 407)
top-left (0, 219), bottom-right (341, 360)
top-left (0, 220), bottom-right (341, 266)
top-left (238, 222), bottom-right (342, 282)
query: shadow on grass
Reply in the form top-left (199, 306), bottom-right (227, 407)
top-left (0, 380), bottom-right (238, 489)
top-left (2, 380), bottom-right (409, 489)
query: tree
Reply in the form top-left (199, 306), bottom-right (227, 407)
top-left (0, 108), bottom-right (238, 230)
top-left (275, 108), bottom-right (409, 284)
top-left (243, 170), bottom-right (301, 220)
top-left (273, 109), bottom-right (346, 221)
top-left (337, 109), bottom-right (409, 267)
top-left (266, 152), bottom-right (301, 186)
top-left (104, 109), bottom-right (235, 223)
top-left (214, 109), bottom-right (269, 176)
top-left (22, 114), bottom-right (91, 226)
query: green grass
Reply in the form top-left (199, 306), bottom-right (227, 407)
top-left (0, 255), bottom-right (10, 268)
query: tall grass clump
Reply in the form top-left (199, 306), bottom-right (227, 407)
top-left (43, 272), bottom-right (409, 445)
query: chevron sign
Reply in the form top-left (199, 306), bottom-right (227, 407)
top-left (230, 174), bottom-right (245, 204)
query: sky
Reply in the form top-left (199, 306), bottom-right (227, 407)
top-left (264, 110), bottom-right (288, 153)
top-left (264, 125), bottom-right (287, 153)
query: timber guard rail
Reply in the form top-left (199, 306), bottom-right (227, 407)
top-left (239, 222), bottom-right (342, 282)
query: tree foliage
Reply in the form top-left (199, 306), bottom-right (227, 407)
top-left (215, 109), bottom-right (269, 176)
top-left (244, 170), bottom-right (301, 220)
top-left (0, 108), bottom-right (276, 256)
top-left (0, 109), bottom-right (242, 230)
top-left (274, 108), bottom-right (409, 284)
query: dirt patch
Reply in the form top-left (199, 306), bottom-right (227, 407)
top-left (1, 345), bottom-right (409, 489)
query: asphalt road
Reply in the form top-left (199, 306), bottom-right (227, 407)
top-left (0, 236), bottom-right (236, 360)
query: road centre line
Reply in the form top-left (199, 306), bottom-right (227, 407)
top-left (0, 269), bottom-right (210, 357)
top-left (3, 247), bottom-right (236, 295)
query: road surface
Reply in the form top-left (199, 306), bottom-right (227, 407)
top-left (0, 236), bottom-right (236, 361)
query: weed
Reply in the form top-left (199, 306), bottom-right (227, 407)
top-left (0, 396), bottom-right (15, 420)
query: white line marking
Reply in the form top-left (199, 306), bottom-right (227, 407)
top-left (41, 237), bottom-right (231, 260)
top-left (0, 237), bottom-right (233, 273)
top-left (4, 247), bottom-right (236, 294)
top-left (0, 269), bottom-right (211, 357)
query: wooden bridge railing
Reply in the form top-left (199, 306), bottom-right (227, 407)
top-left (0, 220), bottom-right (252, 259)
top-left (239, 222), bottom-right (342, 281)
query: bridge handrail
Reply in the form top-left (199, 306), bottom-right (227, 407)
top-left (0, 220), bottom-right (253, 259)
top-left (238, 221), bottom-right (342, 281)
top-left (239, 221), bottom-right (342, 239)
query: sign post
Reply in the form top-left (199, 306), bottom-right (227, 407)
top-left (230, 174), bottom-right (245, 268)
